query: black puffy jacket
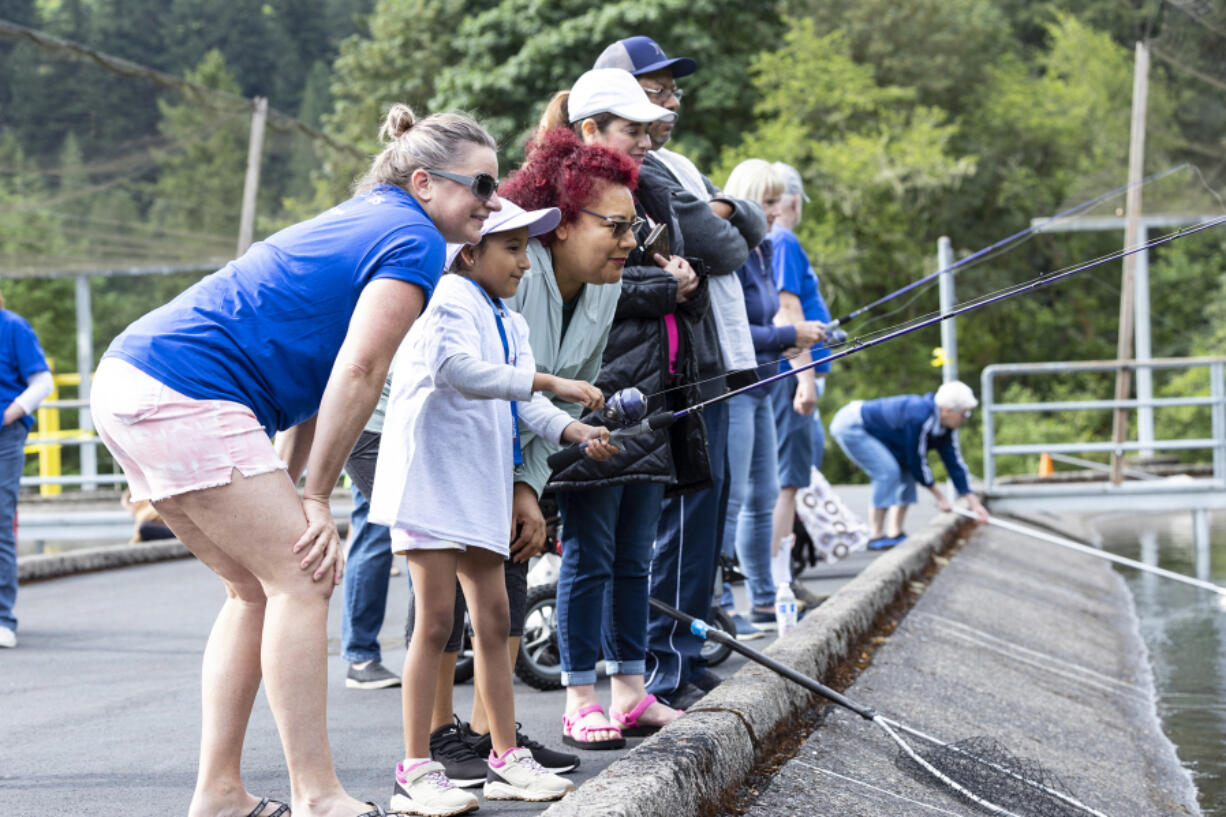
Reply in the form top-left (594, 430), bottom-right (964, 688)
top-left (547, 168), bottom-right (712, 496)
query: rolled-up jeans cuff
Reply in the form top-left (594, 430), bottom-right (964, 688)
top-left (561, 669), bottom-right (598, 687)
top-left (604, 659), bottom-right (646, 677)
top-left (341, 650), bottom-right (381, 664)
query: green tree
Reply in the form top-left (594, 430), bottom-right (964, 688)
top-left (147, 49), bottom-right (248, 260)
top-left (432, 0), bottom-right (784, 168)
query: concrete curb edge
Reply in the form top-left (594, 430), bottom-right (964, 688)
top-left (18, 539), bottom-right (191, 582)
top-left (540, 512), bottom-right (971, 817)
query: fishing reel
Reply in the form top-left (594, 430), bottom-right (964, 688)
top-left (822, 323), bottom-right (849, 347)
top-left (601, 387), bottom-right (647, 429)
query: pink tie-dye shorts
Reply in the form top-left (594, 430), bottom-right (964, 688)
top-left (91, 357), bottom-right (287, 503)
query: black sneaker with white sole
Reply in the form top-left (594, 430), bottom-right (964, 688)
top-left (460, 719), bottom-right (579, 774)
top-left (345, 661), bottom-right (401, 690)
top-left (429, 720), bottom-right (488, 788)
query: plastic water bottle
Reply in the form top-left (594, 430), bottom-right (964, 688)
top-left (774, 582), bottom-right (798, 636)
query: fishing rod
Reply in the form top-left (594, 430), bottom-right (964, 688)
top-left (826, 164), bottom-right (1191, 330)
top-left (956, 509), bottom-right (1226, 599)
top-left (649, 597), bottom-right (1113, 817)
top-left (547, 215), bottom-right (1226, 471)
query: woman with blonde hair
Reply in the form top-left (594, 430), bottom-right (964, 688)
top-left (719, 159), bottom-right (827, 633)
top-left (92, 104), bottom-right (501, 817)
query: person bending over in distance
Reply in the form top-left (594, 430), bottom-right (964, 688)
top-left (92, 103), bottom-right (500, 817)
top-left (829, 380), bottom-right (990, 549)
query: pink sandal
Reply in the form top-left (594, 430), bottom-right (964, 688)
top-left (562, 703), bottom-right (626, 750)
top-left (611, 694), bottom-right (681, 737)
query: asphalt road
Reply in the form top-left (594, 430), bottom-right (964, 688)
top-left (2, 485), bottom-right (935, 816)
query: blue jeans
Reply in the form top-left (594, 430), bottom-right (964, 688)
top-left (340, 483), bottom-right (398, 663)
top-left (830, 403), bottom-right (917, 508)
top-left (721, 392), bottom-right (778, 609)
top-left (556, 481), bottom-right (665, 686)
top-left (645, 399), bottom-right (729, 698)
top-left (0, 422), bottom-right (28, 632)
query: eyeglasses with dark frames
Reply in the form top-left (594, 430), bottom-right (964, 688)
top-left (641, 84), bottom-right (684, 102)
top-left (425, 169), bottom-right (499, 201)
top-left (581, 208), bottom-right (646, 238)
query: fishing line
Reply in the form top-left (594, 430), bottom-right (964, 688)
top-left (643, 163), bottom-right (1217, 404)
top-left (548, 216), bottom-right (1226, 470)
top-left (829, 163), bottom-right (1193, 329)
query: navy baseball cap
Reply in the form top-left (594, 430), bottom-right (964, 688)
top-left (594, 36), bottom-right (698, 78)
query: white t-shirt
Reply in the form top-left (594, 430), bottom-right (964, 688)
top-left (369, 274), bottom-right (573, 556)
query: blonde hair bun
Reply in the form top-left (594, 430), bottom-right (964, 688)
top-left (379, 104), bottom-right (418, 143)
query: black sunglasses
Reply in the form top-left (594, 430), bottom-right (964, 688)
top-left (581, 208), bottom-right (646, 238)
top-left (425, 169), bottom-right (498, 201)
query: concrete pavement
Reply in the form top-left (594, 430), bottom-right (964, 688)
top-left (3, 486), bottom-right (923, 816)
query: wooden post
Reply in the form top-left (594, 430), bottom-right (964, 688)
top-left (1111, 42), bottom-right (1149, 485)
top-left (237, 96), bottom-right (268, 257)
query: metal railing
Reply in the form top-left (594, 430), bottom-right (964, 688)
top-left (981, 357), bottom-right (1226, 495)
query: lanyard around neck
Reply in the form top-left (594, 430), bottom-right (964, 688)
top-left (462, 277), bottom-right (523, 467)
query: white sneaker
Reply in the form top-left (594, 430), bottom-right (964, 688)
top-left (0, 627), bottom-right (15, 648)
top-left (390, 760), bottom-right (478, 816)
top-left (483, 747), bottom-right (575, 802)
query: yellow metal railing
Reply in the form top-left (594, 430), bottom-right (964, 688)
top-left (26, 368), bottom-right (95, 496)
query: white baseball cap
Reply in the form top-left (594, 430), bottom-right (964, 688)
top-left (445, 200), bottom-right (561, 270)
top-left (567, 68), bottom-right (677, 125)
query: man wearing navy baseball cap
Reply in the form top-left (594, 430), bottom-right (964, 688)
top-left (596, 36), bottom-right (771, 709)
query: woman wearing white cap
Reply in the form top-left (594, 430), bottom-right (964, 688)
top-left (829, 381), bottom-right (989, 549)
top-left (370, 203), bottom-right (616, 813)
top-left (534, 68), bottom-right (711, 740)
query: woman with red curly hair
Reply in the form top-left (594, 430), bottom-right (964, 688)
top-left (524, 69), bottom-right (713, 748)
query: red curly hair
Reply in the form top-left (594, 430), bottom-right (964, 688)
top-left (499, 128), bottom-right (638, 246)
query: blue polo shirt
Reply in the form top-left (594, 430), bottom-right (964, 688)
top-left (769, 223), bottom-right (831, 374)
top-left (106, 185), bottom-right (445, 435)
top-left (0, 310), bottom-right (50, 430)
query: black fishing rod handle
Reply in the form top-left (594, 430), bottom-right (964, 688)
top-left (546, 440), bottom-right (590, 471)
top-left (545, 412), bottom-right (678, 472)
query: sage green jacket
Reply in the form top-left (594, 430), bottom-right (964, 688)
top-left (505, 238), bottom-right (621, 497)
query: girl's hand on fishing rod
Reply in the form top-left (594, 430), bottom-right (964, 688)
top-left (654, 253), bottom-right (698, 303)
top-left (794, 321), bottom-right (827, 347)
top-left (793, 379), bottom-right (817, 416)
top-left (562, 422), bottom-right (618, 460)
top-left (536, 374), bottom-right (605, 410)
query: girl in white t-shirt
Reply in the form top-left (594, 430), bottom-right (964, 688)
top-left (370, 201), bottom-right (615, 815)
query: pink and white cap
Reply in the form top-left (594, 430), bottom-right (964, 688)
top-left (445, 200), bottom-right (562, 270)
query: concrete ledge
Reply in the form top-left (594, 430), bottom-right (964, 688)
top-left (541, 512), bottom-right (969, 817)
top-left (18, 539), bottom-right (191, 582)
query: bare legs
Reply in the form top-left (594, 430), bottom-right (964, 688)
top-left (868, 505), bottom-right (907, 539)
top-left (467, 636), bottom-right (519, 736)
top-left (403, 548), bottom-right (515, 759)
top-left (156, 469), bottom-right (369, 817)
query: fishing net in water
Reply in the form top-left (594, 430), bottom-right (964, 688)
top-left (890, 728), bottom-right (1107, 817)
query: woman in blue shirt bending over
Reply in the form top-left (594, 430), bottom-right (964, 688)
top-left (829, 381), bottom-right (989, 549)
top-left (91, 104), bottom-right (501, 817)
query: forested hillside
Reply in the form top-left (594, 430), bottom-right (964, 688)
top-left (1, 0), bottom-right (1223, 481)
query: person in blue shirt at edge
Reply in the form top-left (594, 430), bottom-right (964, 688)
top-left (91, 104), bottom-right (502, 817)
top-left (767, 161), bottom-right (834, 611)
top-left (829, 381), bottom-right (990, 549)
top-left (0, 292), bottom-right (53, 650)
top-left (595, 35), bottom-right (770, 711)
